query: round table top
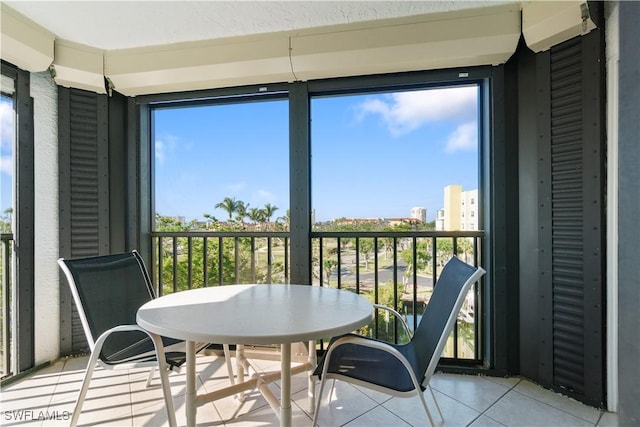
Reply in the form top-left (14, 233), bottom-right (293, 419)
top-left (137, 284), bottom-right (374, 345)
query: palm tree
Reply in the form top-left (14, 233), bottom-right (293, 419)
top-left (263, 203), bottom-right (278, 222)
top-left (234, 201), bottom-right (249, 223)
top-left (248, 207), bottom-right (265, 226)
top-left (215, 197), bottom-right (239, 221)
top-left (203, 213), bottom-right (218, 229)
top-left (276, 209), bottom-right (290, 226)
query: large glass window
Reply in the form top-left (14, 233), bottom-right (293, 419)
top-left (153, 99), bottom-right (289, 230)
top-left (148, 79), bottom-right (485, 362)
top-left (311, 85), bottom-right (479, 229)
top-left (0, 94), bottom-right (12, 232)
top-left (311, 84), bottom-right (482, 360)
top-left (151, 98), bottom-right (290, 289)
top-left (1, 89), bottom-right (14, 378)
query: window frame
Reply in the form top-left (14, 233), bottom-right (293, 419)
top-left (137, 66), bottom-right (494, 367)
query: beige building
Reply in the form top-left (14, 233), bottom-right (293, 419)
top-left (437, 185), bottom-right (478, 231)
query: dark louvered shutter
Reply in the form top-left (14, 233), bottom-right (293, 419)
top-left (59, 88), bottom-right (110, 354)
top-left (548, 33), bottom-right (604, 406)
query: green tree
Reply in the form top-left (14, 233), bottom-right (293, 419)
top-left (359, 238), bottom-right (375, 270)
top-left (263, 203), bottom-right (278, 223)
top-left (456, 237), bottom-right (474, 263)
top-left (400, 240), bottom-right (432, 277)
top-left (275, 209), bottom-right (290, 231)
top-left (203, 213), bottom-right (218, 228)
top-left (322, 258), bottom-right (338, 286)
top-left (234, 201), bottom-right (249, 223)
top-left (0, 208), bottom-right (12, 233)
top-left (248, 207), bottom-right (265, 225)
top-left (215, 197), bottom-right (240, 221)
top-left (436, 238), bottom-right (454, 265)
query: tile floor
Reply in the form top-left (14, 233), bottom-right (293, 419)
top-left (0, 352), bottom-right (619, 427)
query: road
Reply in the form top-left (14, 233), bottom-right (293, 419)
top-left (331, 259), bottom-right (434, 290)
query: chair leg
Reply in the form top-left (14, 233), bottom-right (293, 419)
top-left (69, 350), bottom-right (101, 427)
top-left (312, 376), bottom-right (329, 427)
top-left (428, 384), bottom-right (443, 420)
top-left (145, 367), bottom-right (156, 388)
top-left (417, 389), bottom-right (437, 427)
top-left (223, 344), bottom-right (235, 387)
top-left (148, 333), bottom-right (177, 427)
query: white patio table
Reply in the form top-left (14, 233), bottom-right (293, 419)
top-left (137, 284), bottom-right (374, 427)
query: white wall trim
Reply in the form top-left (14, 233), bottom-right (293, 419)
top-left (605, 0), bottom-right (619, 413)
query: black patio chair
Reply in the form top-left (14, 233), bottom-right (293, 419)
top-left (58, 250), bottom-right (233, 427)
top-left (312, 256), bottom-right (485, 427)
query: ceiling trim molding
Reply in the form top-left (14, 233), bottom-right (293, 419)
top-left (0, 4), bottom-right (54, 72)
top-left (106, 4), bottom-right (522, 96)
top-left (522, 0), bottom-right (597, 53)
top-left (290, 4), bottom-right (521, 82)
top-left (0, 2), bottom-right (601, 96)
top-left (104, 34), bottom-right (294, 97)
top-left (53, 39), bottom-right (106, 94)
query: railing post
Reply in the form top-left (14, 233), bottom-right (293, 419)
top-left (1, 235), bottom-right (12, 377)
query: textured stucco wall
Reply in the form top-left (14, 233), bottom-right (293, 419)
top-left (30, 71), bottom-right (59, 364)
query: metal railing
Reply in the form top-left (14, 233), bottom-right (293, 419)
top-left (1, 233), bottom-right (13, 379)
top-left (150, 229), bottom-right (484, 363)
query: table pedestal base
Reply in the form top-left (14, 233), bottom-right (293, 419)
top-left (184, 340), bottom-right (317, 427)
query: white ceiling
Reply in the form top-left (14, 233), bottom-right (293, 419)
top-left (5, 1), bottom-right (508, 50)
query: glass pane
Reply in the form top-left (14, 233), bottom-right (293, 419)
top-left (311, 85), bottom-right (479, 230)
top-left (1, 95), bottom-right (12, 231)
top-left (153, 99), bottom-right (289, 230)
top-left (1, 93), bottom-right (14, 378)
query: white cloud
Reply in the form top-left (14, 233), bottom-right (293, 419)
top-left (155, 139), bottom-right (166, 165)
top-left (155, 134), bottom-right (180, 166)
top-left (0, 156), bottom-right (11, 174)
top-left (355, 86), bottom-right (478, 136)
top-left (445, 121), bottom-right (477, 153)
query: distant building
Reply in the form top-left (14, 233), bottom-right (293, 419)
top-left (387, 217), bottom-right (421, 227)
top-left (435, 209), bottom-right (445, 231)
top-left (410, 207), bottom-right (426, 222)
top-left (460, 188), bottom-right (478, 231)
top-left (438, 185), bottom-right (478, 231)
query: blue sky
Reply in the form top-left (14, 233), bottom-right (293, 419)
top-left (154, 85), bottom-right (479, 223)
top-left (1, 95), bottom-right (12, 217)
top-left (0, 86), bottom-right (479, 224)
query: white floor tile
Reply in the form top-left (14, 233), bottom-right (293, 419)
top-left (343, 405), bottom-right (411, 427)
top-left (383, 388), bottom-right (481, 427)
top-left (485, 390), bottom-right (593, 427)
top-left (513, 380), bottom-right (602, 424)
top-left (469, 414), bottom-right (508, 427)
top-left (311, 381), bottom-right (379, 427)
top-left (430, 373), bottom-right (512, 412)
top-left (597, 411), bottom-right (620, 427)
top-left (0, 354), bottom-right (612, 427)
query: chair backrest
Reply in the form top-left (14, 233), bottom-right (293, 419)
top-left (57, 251), bottom-right (156, 361)
top-left (411, 256), bottom-right (485, 385)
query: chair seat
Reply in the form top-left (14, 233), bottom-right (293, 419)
top-left (313, 334), bottom-right (422, 393)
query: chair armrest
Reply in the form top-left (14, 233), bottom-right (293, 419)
top-left (92, 324), bottom-right (170, 370)
top-left (372, 304), bottom-right (413, 339)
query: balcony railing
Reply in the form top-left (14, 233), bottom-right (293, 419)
top-left (1, 233), bottom-right (13, 379)
top-left (151, 229), bottom-right (484, 363)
